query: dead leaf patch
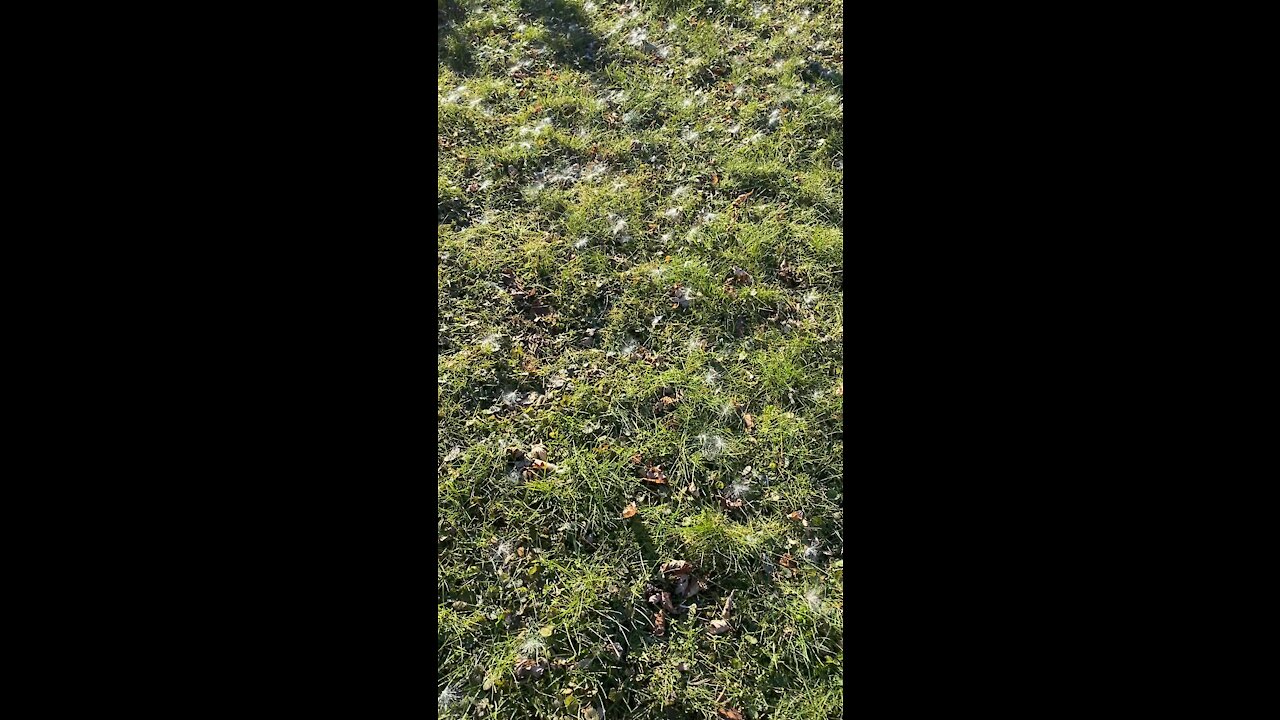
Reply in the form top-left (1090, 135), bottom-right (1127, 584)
top-left (622, 502), bottom-right (638, 519)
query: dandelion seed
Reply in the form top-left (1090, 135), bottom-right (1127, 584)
top-left (479, 178), bottom-right (492, 190)
top-left (518, 141), bottom-right (533, 150)
top-left (682, 129), bottom-right (700, 142)
top-left (663, 207), bottom-right (681, 219)
top-left (501, 391), bottom-right (522, 407)
top-left (611, 219), bottom-right (628, 235)
top-left (657, 46), bottom-right (670, 59)
top-left (672, 185), bottom-right (690, 199)
top-left (610, 179), bottom-right (626, 191)
top-left (625, 27), bottom-right (648, 47)
top-left (803, 543), bottom-right (821, 561)
top-left (726, 123), bottom-right (741, 135)
top-left (623, 111), bottom-right (638, 124)
top-left (701, 434), bottom-right (726, 458)
top-left (649, 266), bottom-right (666, 279)
top-left (494, 541), bottom-right (512, 560)
top-left (439, 687), bottom-right (461, 709)
top-left (480, 334), bottom-right (501, 351)
top-left (660, 232), bottom-right (672, 243)
top-left (833, 158), bottom-right (843, 171)
top-left (744, 131), bottom-right (764, 145)
top-left (729, 478), bottom-right (752, 498)
top-left (803, 289), bottom-right (819, 306)
top-left (584, 0), bottom-right (596, 11)
top-left (686, 335), bottom-right (705, 352)
top-left (681, 97), bottom-right (694, 109)
top-left (767, 108), bottom-right (781, 127)
top-left (622, 342), bottom-right (637, 356)
top-left (785, 25), bottom-right (799, 37)
top-left (574, 238), bottom-right (589, 250)
top-left (719, 402), bottom-right (737, 419)
top-left (697, 212), bottom-right (718, 225)
top-left (652, 315), bottom-right (663, 328)
top-left (704, 369), bottom-right (720, 386)
top-left (519, 634), bottom-right (546, 656)
top-left (665, 22), bottom-right (676, 32)
top-left (735, 85), bottom-right (747, 98)
top-left (805, 588), bottom-right (822, 611)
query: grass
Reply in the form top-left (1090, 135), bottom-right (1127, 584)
top-left (439, 0), bottom-right (842, 717)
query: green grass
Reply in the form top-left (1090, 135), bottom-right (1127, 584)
top-left (439, 1), bottom-right (842, 717)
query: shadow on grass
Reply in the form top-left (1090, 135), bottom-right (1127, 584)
top-left (438, 0), bottom-right (609, 76)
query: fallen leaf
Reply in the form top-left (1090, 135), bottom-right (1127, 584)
top-left (530, 443), bottom-right (549, 461)
top-left (718, 709), bottom-right (745, 720)
top-left (708, 619), bottom-right (732, 635)
top-left (653, 610), bottom-right (666, 637)
top-left (622, 502), bottom-right (638, 518)
top-left (661, 560), bottom-right (693, 576)
top-left (444, 446), bottom-right (462, 462)
top-left (779, 553), bottom-right (797, 568)
top-left (787, 510), bottom-right (805, 521)
top-left (743, 414), bottom-right (755, 431)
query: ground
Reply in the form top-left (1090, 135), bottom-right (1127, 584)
top-left (438, 1), bottom-right (843, 718)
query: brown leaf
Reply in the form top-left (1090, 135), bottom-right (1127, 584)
top-left (743, 413), bottom-right (755, 431)
top-left (622, 502), bottom-right (638, 519)
top-left (661, 560), bottom-right (693, 576)
top-left (686, 482), bottom-right (701, 498)
top-left (530, 443), bottom-right (549, 461)
top-left (652, 610), bottom-right (666, 637)
top-left (718, 710), bottom-right (745, 720)
top-left (643, 465), bottom-right (668, 484)
top-left (513, 657), bottom-right (549, 681)
top-left (708, 619), bottom-right (732, 635)
top-left (787, 510), bottom-right (805, 521)
top-left (630, 453), bottom-right (644, 465)
top-left (778, 553), bottom-right (797, 568)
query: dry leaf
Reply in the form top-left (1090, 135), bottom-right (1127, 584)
top-left (718, 709), bottom-right (745, 720)
top-left (444, 446), bottom-right (462, 462)
top-left (530, 443), bottom-right (549, 461)
top-left (708, 619), bottom-right (732, 635)
top-left (834, 382), bottom-right (843, 397)
top-left (743, 413), bottom-right (755, 431)
top-left (622, 502), bottom-right (638, 519)
top-left (661, 560), bottom-right (693, 576)
top-left (778, 553), bottom-right (797, 568)
top-left (652, 610), bottom-right (666, 637)
top-left (686, 482), bottom-right (701, 498)
top-left (787, 510), bottom-right (805, 521)
top-left (643, 465), bottom-right (668, 484)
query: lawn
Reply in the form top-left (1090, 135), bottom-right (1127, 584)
top-left (438, 1), bottom-right (842, 717)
